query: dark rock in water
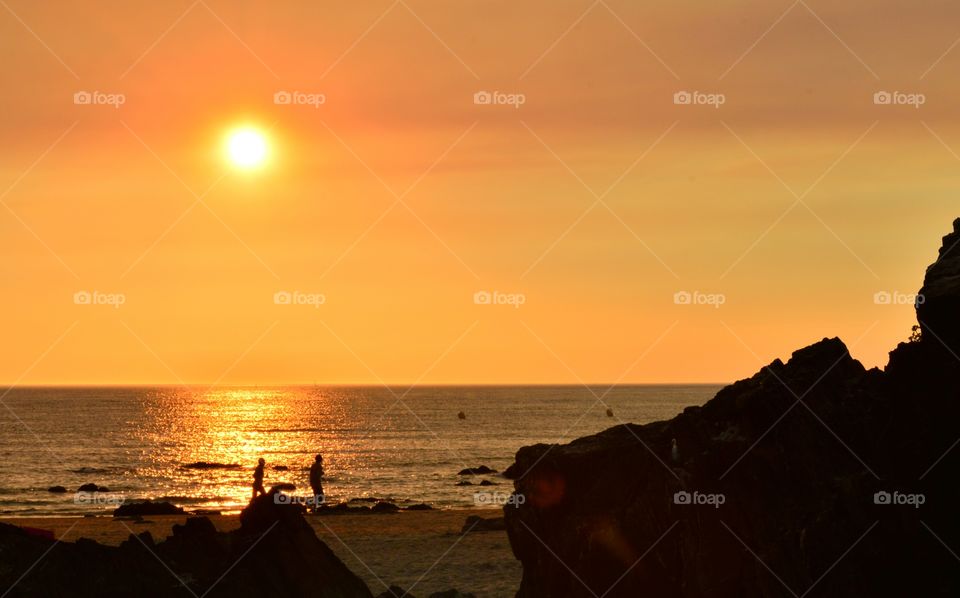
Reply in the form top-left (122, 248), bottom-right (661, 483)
top-left (405, 503), bottom-right (433, 511)
top-left (113, 500), bottom-right (185, 517)
top-left (272, 464), bottom-right (290, 471)
top-left (455, 480), bottom-right (473, 486)
top-left (76, 483), bottom-right (108, 492)
top-left (270, 483), bottom-right (296, 492)
top-left (504, 219), bottom-right (960, 598)
top-left (192, 509), bottom-right (221, 516)
top-left (182, 461), bottom-right (241, 470)
top-left (458, 411), bottom-right (466, 420)
top-left (371, 502), bottom-right (400, 513)
top-left (479, 479), bottom-right (496, 486)
top-left (47, 485), bottom-right (67, 493)
top-left (461, 515), bottom-right (506, 533)
top-left (458, 465), bottom-right (496, 475)
top-left (605, 408), bottom-right (614, 417)
top-left (0, 490), bottom-right (375, 596)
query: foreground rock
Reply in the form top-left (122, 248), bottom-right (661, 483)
top-left (504, 218), bottom-right (960, 597)
top-left (114, 500), bottom-right (185, 517)
top-left (917, 218), bottom-right (960, 349)
top-left (0, 490), bottom-right (373, 597)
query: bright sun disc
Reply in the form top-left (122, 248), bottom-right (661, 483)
top-left (226, 128), bottom-right (268, 169)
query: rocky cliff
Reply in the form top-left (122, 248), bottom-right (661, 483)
top-left (0, 492), bottom-right (373, 597)
top-left (918, 218), bottom-right (960, 351)
top-left (504, 218), bottom-right (960, 597)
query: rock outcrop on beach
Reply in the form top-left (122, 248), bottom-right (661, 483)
top-left (0, 491), bottom-right (373, 597)
top-left (504, 218), bottom-right (960, 597)
top-left (114, 500), bottom-right (185, 517)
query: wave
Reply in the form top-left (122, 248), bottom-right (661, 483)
top-left (68, 466), bottom-right (131, 474)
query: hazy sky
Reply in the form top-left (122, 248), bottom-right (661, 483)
top-left (1, 0), bottom-right (957, 384)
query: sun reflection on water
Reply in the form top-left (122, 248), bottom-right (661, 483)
top-left (143, 387), bottom-right (338, 512)
top-left (0, 385), bottom-right (717, 515)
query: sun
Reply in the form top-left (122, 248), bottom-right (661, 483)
top-left (225, 127), bottom-right (268, 169)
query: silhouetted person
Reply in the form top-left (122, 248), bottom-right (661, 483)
top-left (252, 457), bottom-right (266, 500)
top-left (309, 454), bottom-right (325, 512)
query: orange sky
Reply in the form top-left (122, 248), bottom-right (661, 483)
top-left (1, 0), bottom-right (958, 385)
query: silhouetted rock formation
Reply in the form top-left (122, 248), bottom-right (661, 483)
top-left (114, 500), bottom-right (184, 517)
top-left (918, 217), bottom-right (960, 350)
top-left (0, 491), bottom-right (373, 597)
top-left (504, 218), bottom-right (960, 597)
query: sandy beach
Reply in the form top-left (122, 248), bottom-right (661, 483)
top-left (2, 509), bottom-right (520, 597)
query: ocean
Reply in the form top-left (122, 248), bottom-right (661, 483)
top-left (0, 385), bottom-right (721, 516)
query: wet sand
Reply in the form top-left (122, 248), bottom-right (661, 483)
top-left (2, 509), bottom-right (520, 597)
